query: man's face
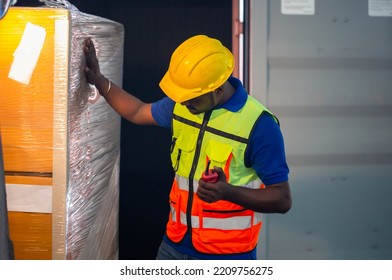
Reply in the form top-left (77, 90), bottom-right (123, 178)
top-left (181, 91), bottom-right (218, 115)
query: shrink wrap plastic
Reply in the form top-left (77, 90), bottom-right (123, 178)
top-left (0, 1), bottom-right (124, 259)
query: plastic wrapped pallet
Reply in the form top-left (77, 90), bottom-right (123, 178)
top-left (0, 1), bottom-right (124, 259)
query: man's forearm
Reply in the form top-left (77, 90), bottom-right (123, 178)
top-left (96, 77), bottom-right (157, 125)
top-left (224, 182), bottom-right (291, 214)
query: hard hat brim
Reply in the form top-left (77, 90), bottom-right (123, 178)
top-left (159, 64), bottom-right (234, 103)
top-left (159, 72), bottom-right (212, 103)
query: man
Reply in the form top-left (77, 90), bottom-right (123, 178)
top-left (84, 34), bottom-right (291, 260)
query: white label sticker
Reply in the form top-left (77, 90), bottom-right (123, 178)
top-left (6, 184), bottom-right (52, 213)
top-left (281, 0), bottom-right (315, 15)
top-left (8, 22), bottom-right (47, 85)
top-left (369, 0), bottom-right (392, 17)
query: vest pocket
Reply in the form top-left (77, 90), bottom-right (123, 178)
top-left (198, 227), bottom-right (252, 244)
top-left (205, 139), bottom-right (233, 170)
top-left (198, 200), bottom-right (253, 244)
top-left (168, 187), bottom-right (181, 226)
top-left (166, 182), bottom-right (186, 242)
top-left (170, 131), bottom-right (197, 175)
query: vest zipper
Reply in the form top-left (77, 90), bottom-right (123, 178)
top-left (186, 110), bottom-right (212, 234)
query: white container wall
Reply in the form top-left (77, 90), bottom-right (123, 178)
top-left (250, 0), bottom-right (392, 260)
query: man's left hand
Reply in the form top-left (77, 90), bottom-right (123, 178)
top-left (196, 166), bottom-right (231, 203)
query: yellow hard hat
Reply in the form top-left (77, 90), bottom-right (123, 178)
top-left (159, 35), bottom-right (235, 103)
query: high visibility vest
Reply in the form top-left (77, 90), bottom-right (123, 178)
top-left (166, 95), bottom-right (275, 254)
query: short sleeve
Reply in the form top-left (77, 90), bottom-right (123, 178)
top-left (151, 97), bottom-right (175, 128)
top-left (246, 113), bottom-right (289, 186)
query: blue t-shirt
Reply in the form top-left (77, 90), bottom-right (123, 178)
top-left (151, 77), bottom-right (289, 259)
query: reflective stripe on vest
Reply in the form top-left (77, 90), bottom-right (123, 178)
top-left (170, 204), bottom-right (262, 230)
top-left (175, 174), bottom-right (263, 192)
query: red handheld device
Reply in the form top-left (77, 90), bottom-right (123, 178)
top-left (201, 160), bottom-right (218, 183)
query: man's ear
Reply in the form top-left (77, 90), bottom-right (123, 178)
top-left (214, 86), bottom-right (224, 97)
